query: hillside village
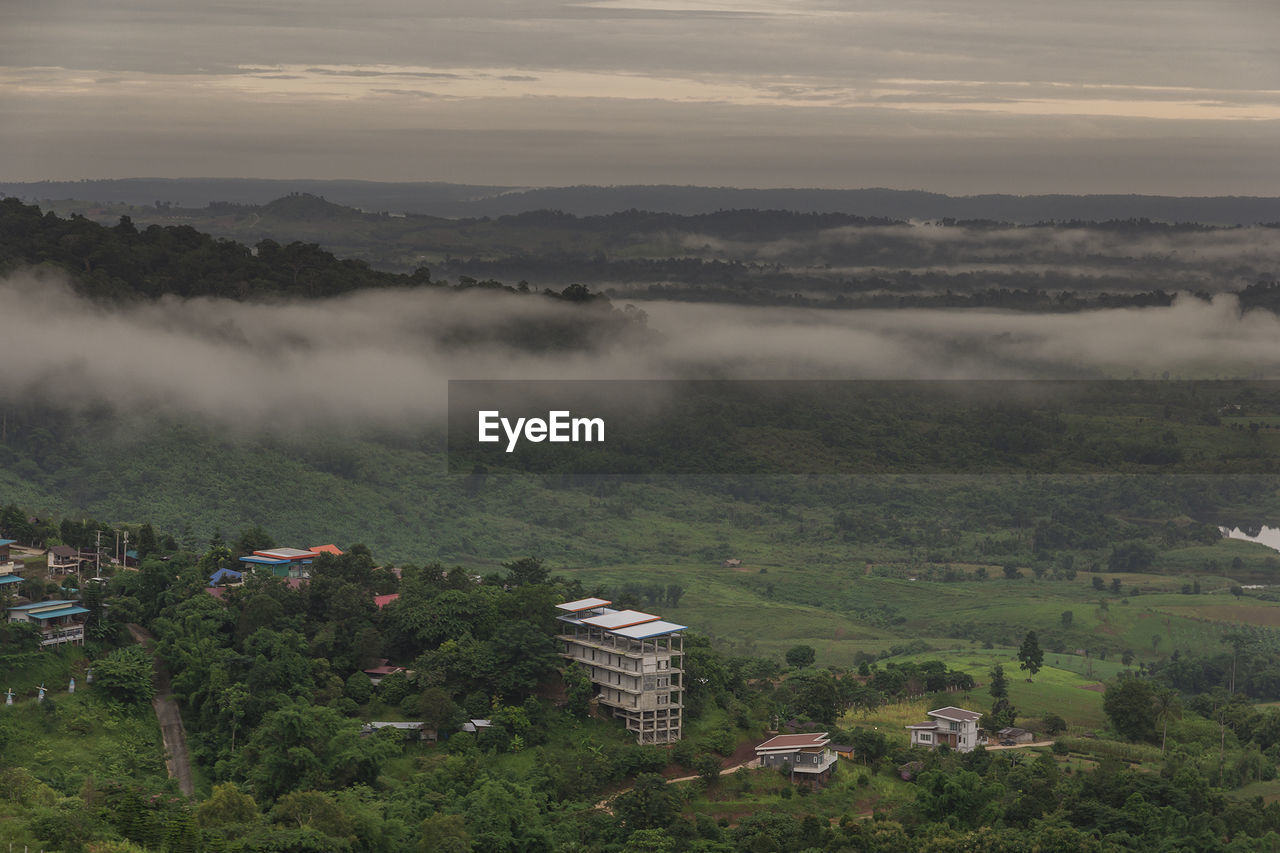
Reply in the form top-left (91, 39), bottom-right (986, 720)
top-left (5, 506), bottom-right (1280, 851)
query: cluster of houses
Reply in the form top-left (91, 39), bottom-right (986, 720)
top-left (6, 533), bottom-right (1046, 775)
top-left (205, 544), bottom-right (345, 598)
top-left (2, 538), bottom-right (93, 647)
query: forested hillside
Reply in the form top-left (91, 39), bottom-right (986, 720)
top-left (10, 194), bottom-right (1280, 310)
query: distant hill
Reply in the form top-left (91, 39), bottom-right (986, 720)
top-left (5, 178), bottom-right (1280, 224)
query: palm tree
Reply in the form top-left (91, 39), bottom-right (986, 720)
top-left (1153, 688), bottom-right (1181, 754)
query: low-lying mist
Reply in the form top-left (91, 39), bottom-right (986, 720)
top-left (3, 271), bottom-right (1279, 432)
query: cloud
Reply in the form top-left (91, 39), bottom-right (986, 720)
top-left (2, 1), bottom-right (1278, 191)
top-left (3, 272), bottom-right (1279, 435)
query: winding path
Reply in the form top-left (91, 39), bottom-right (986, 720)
top-left (127, 623), bottom-right (196, 797)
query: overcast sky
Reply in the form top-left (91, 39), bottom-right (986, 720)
top-left (4, 0), bottom-right (1279, 193)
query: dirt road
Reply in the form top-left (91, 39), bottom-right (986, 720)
top-left (127, 623), bottom-right (196, 797)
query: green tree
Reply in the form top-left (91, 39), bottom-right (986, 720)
top-left (233, 700), bottom-right (399, 799)
top-left (1102, 675), bottom-right (1157, 742)
top-left (614, 773), bottom-right (678, 832)
top-left (135, 523), bottom-right (159, 560)
top-left (562, 662), bottom-right (594, 719)
top-left (988, 665), bottom-right (1016, 729)
top-left (502, 556), bottom-right (549, 587)
top-left (785, 645), bottom-right (816, 668)
top-left (914, 769), bottom-right (1006, 828)
top-left (270, 790), bottom-right (353, 840)
top-left (344, 672), bottom-right (373, 705)
top-left (418, 813), bottom-right (470, 853)
top-left (1018, 631), bottom-right (1044, 681)
top-left (1153, 688), bottom-right (1182, 754)
top-left (622, 828), bottom-right (677, 853)
top-left (693, 751), bottom-right (723, 784)
top-left (195, 783), bottom-right (259, 828)
top-left (234, 524), bottom-right (276, 557)
top-left (93, 645), bottom-right (156, 704)
top-left (462, 778), bottom-right (550, 853)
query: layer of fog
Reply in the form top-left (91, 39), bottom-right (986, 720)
top-left (678, 223), bottom-right (1280, 285)
top-left (4, 270), bottom-right (1280, 431)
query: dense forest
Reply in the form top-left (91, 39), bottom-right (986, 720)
top-left (7, 194), bottom-right (1279, 311)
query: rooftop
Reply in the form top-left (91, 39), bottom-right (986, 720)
top-left (929, 707), bottom-right (983, 723)
top-left (253, 548), bottom-right (316, 561)
top-left (555, 600), bottom-right (687, 640)
top-left (556, 597), bottom-right (612, 612)
top-left (612, 619), bottom-right (688, 639)
top-left (29, 606), bottom-right (90, 620)
top-left (580, 609), bottom-right (660, 630)
top-left (240, 555), bottom-right (291, 565)
top-left (309, 544), bottom-right (343, 555)
top-left (756, 732), bottom-right (830, 752)
top-left (8, 599), bottom-right (79, 611)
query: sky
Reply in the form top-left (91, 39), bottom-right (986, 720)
top-left (3, 0), bottom-right (1280, 193)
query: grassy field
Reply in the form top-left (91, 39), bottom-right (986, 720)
top-left (842, 648), bottom-right (1111, 734)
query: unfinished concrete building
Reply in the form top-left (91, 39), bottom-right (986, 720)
top-left (555, 598), bottom-right (685, 744)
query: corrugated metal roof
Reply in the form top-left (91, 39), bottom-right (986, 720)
top-left (253, 548), bottom-right (315, 560)
top-left (0, 575), bottom-right (23, 585)
top-left (8, 599), bottom-right (77, 611)
top-left (556, 597), bottom-right (612, 612)
top-left (610, 619), bottom-right (687, 639)
top-left (0, 539), bottom-right (16, 546)
top-left (309, 544), bottom-right (343, 555)
top-left (29, 606), bottom-right (90, 619)
top-left (240, 555), bottom-right (290, 565)
top-left (580, 609), bottom-right (660, 630)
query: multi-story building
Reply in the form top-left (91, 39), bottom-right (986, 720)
top-left (7, 599), bottom-right (89, 647)
top-left (555, 598), bottom-right (685, 744)
top-left (906, 706), bottom-right (986, 752)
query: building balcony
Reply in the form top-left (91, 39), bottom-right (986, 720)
top-left (39, 625), bottom-right (85, 646)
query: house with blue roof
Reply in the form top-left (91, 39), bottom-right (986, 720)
top-left (209, 567), bottom-right (243, 586)
top-left (7, 599), bottom-right (89, 647)
top-left (0, 538), bottom-right (20, 573)
top-left (0, 539), bottom-right (23, 589)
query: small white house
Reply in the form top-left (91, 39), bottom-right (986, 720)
top-left (906, 706), bottom-right (985, 752)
